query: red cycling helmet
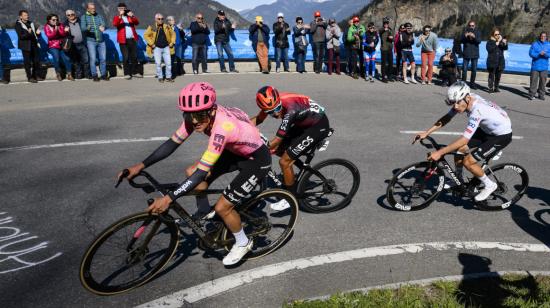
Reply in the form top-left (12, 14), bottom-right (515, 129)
top-left (178, 82), bottom-right (216, 112)
top-left (256, 86), bottom-right (281, 111)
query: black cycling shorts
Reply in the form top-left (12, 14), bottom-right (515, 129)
top-left (206, 144), bottom-right (271, 205)
top-left (279, 114), bottom-right (330, 160)
top-left (467, 130), bottom-right (512, 162)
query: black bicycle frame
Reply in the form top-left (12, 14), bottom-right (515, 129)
top-left (127, 171), bottom-right (231, 249)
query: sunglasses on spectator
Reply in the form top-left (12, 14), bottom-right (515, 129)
top-left (51, 18), bottom-right (58, 21)
top-left (265, 104), bottom-right (282, 116)
top-left (297, 21), bottom-right (303, 24)
top-left (196, 17), bottom-right (203, 19)
top-left (468, 24), bottom-right (475, 27)
top-left (157, 18), bottom-right (164, 20)
top-left (67, 13), bottom-right (75, 16)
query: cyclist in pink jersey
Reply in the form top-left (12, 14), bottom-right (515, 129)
top-left (120, 82), bottom-right (270, 266)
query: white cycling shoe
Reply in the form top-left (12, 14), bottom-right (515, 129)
top-left (223, 239), bottom-right (253, 266)
top-left (474, 182), bottom-right (498, 201)
top-left (270, 199), bottom-right (291, 211)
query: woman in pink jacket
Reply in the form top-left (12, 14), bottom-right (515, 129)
top-left (45, 14), bottom-right (73, 81)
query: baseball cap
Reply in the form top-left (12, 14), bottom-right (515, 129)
top-left (314, 11), bottom-right (321, 17)
top-left (352, 16), bottom-right (360, 23)
top-left (218, 10), bottom-right (225, 15)
top-left (255, 16), bottom-right (263, 22)
top-left (277, 12), bottom-right (284, 18)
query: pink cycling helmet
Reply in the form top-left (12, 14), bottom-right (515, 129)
top-left (178, 82), bottom-right (217, 112)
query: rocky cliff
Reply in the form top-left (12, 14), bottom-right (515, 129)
top-left (0, 0), bottom-right (250, 29)
top-left (349, 0), bottom-right (549, 43)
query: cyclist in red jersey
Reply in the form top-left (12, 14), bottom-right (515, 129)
top-left (119, 82), bottom-right (271, 265)
top-left (251, 86), bottom-right (330, 193)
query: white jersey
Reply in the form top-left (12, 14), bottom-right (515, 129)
top-left (448, 93), bottom-right (512, 139)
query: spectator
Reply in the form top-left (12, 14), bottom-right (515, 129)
top-left (363, 22), bottom-right (379, 82)
top-left (144, 13), bottom-right (175, 83)
top-left (214, 10), bottom-right (238, 73)
top-left (113, 3), bottom-right (140, 80)
top-left (310, 11), bottom-right (327, 74)
top-left (190, 13), bottom-right (210, 74)
top-left (379, 17), bottom-right (394, 82)
top-left (416, 25), bottom-right (438, 85)
top-left (399, 22), bottom-right (417, 84)
top-left (0, 25), bottom-right (6, 84)
top-left (81, 2), bottom-right (108, 82)
top-left (325, 18), bottom-right (341, 75)
top-left (461, 20), bottom-right (481, 88)
top-left (44, 14), bottom-right (73, 81)
top-left (249, 16), bottom-right (270, 74)
top-left (273, 12), bottom-right (290, 73)
top-left (167, 16), bottom-right (185, 77)
top-left (64, 10), bottom-right (90, 79)
top-left (293, 16), bottom-right (309, 74)
top-left (15, 10), bottom-right (42, 83)
top-left (346, 16), bottom-right (365, 79)
top-left (438, 47), bottom-right (457, 86)
top-left (344, 18), bottom-right (353, 75)
top-left (486, 28), bottom-right (508, 93)
top-left (394, 24), bottom-right (405, 80)
top-left (528, 31), bottom-right (549, 101)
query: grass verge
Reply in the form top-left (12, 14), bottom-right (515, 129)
top-left (285, 274), bottom-right (550, 308)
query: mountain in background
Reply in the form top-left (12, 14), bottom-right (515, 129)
top-left (242, 0), bottom-right (371, 24)
top-left (0, 0), bottom-right (251, 29)
top-left (349, 0), bottom-right (549, 43)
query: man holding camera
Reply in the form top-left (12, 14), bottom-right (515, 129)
top-left (273, 12), bottom-right (290, 73)
top-left (214, 10), bottom-right (238, 73)
top-left (249, 16), bottom-right (270, 74)
top-left (461, 20), bottom-right (481, 89)
top-left (310, 11), bottom-right (327, 74)
top-left (113, 3), bottom-right (140, 79)
top-left (190, 13), bottom-right (210, 74)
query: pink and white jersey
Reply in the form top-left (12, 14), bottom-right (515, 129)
top-left (171, 105), bottom-right (263, 172)
top-left (448, 93), bottom-right (512, 139)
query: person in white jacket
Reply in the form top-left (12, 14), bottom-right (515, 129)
top-left (326, 18), bottom-right (342, 75)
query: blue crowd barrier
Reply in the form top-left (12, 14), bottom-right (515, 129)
top-left (0, 29), bottom-right (543, 74)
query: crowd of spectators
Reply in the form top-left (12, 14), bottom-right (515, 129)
top-left (0, 5), bottom-right (549, 100)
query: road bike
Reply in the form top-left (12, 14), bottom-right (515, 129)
top-left (80, 170), bottom-right (298, 295)
top-left (386, 136), bottom-right (528, 211)
top-left (263, 128), bottom-right (360, 213)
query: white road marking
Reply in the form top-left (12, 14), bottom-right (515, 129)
top-left (136, 241), bottom-right (550, 307)
top-left (306, 270), bottom-right (550, 302)
top-left (0, 137), bottom-right (168, 152)
top-left (400, 131), bottom-right (524, 139)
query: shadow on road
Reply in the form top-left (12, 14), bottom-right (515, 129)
top-left (510, 186), bottom-right (550, 248)
top-left (456, 253), bottom-right (540, 307)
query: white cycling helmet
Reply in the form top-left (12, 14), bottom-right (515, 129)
top-left (446, 81), bottom-right (470, 105)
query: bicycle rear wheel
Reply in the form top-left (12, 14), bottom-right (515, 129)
top-left (474, 163), bottom-right (529, 211)
top-left (221, 189), bottom-right (298, 260)
top-left (80, 212), bottom-right (179, 295)
top-left (386, 161), bottom-right (445, 211)
top-left (296, 158), bottom-right (360, 213)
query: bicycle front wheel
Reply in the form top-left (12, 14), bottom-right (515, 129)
top-left (296, 158), bottom-right (360, 213)
top-left (386, 161), bottom-right (445, 211)
top-left (221, 189), bottom-right (298, 260)
top-left (80, 212), bottom-right (179, 295)
top-left (474, 163), bottom-right (529, 211)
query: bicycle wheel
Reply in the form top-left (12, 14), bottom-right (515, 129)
top-left (221, 189), bottom-right (298, 259)
top-left (386, 161), bottom-right (445, 211)
top-left (474, 163), bottom-right (529, 211)
top-left (296, 158), bottom-right (360, 213)
top-left (80, 212), bottom-right (179, 295)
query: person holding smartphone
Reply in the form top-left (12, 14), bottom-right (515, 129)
top-left (113, 2), bottom-right (141, 79)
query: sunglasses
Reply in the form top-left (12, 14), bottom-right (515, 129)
top-left (265, 104), bottom-right (282, 116)
top-left (196, 17), bottom-right (203, 19)
top-left (445, 98), bottom-right (465, 106)
top-left (51, 19), bottom-right (58, 21)
top-left (184, 111), bottom-right (211, 124)
top-left (67, 14), bottom-right (75, 16)
top-left (157, 18), bottom-right (164, 20)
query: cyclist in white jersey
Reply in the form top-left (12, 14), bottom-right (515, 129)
top-left (416, 81), bottom-right (513, 201)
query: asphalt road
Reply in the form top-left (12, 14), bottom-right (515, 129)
top-left (1, 74), bottom-right (549, 307)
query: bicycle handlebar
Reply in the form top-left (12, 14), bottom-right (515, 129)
top-left (418, 136), bottom-right (442, 150)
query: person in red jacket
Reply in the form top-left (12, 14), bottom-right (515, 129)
top-left (112, 3), bottom-right (141, 79)
top-left (44, 14), bottom-right (73, 81)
